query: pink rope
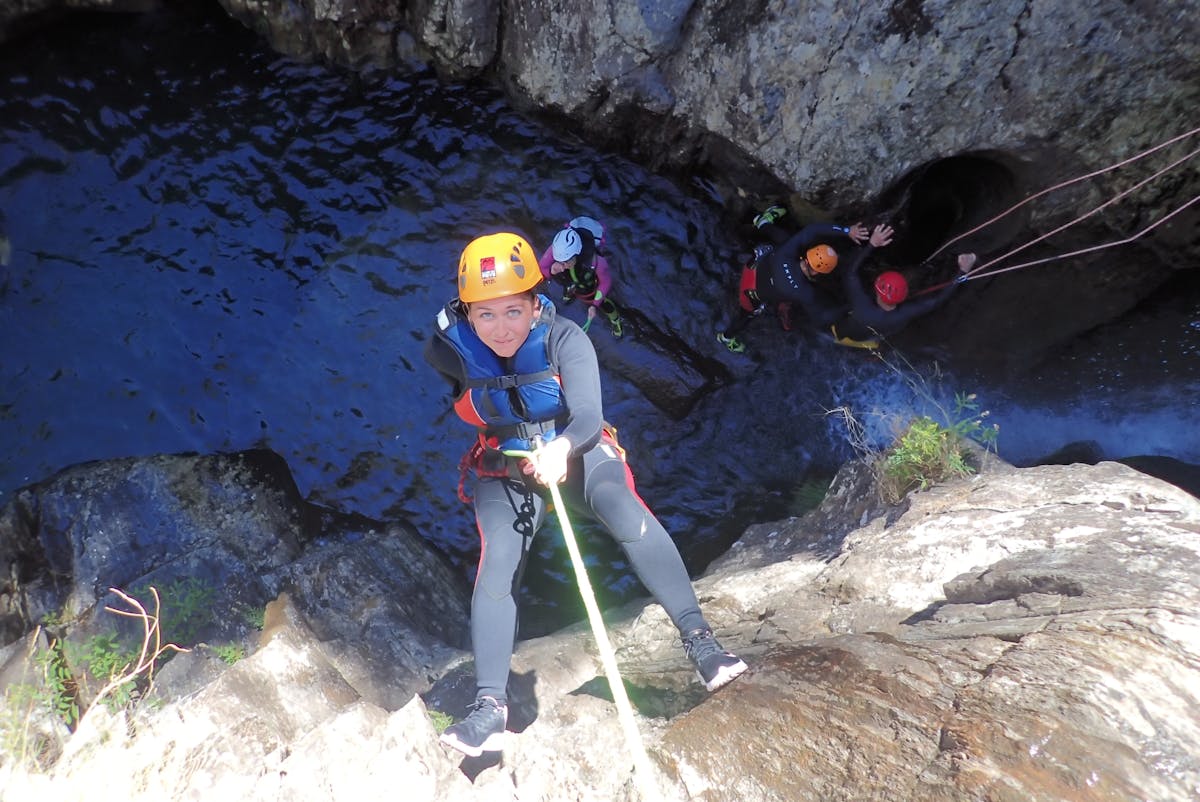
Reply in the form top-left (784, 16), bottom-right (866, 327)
top-left (961, 193), bottom-right (1200, 280)
top-left (962, 143), bottom-right (1200, 279)
top-left (925, 124), bottom-right (1200, 264)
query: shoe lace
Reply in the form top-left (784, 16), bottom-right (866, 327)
top-left (682, 628), bottom-right (722, 662)
top-left (468, 696), bottom-right (504, 716)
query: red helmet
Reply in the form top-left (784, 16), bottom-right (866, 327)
top-left (874, 271), bottom-right (908, 305)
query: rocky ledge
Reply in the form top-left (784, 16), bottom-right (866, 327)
top-left (1, 448), bottom-right (1197, 800)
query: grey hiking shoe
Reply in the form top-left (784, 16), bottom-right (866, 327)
top-left (439, 695), bottom-right (507, 757)
top-left (682, 628), bottom-right (747, 691)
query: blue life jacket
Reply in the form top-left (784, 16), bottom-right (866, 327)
top-left (434, 295), bottom-right (568, 452)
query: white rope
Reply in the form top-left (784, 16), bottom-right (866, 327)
top-left (547, 479), bottom-right (661, 802)
top-left (507, 441), bottom-right (660, 801)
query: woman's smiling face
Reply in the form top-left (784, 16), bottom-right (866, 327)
top-left (466, 294), bottom-right (539, 358)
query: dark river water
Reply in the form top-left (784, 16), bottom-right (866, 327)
top-left (2, 6), bottom-right (1198, 625)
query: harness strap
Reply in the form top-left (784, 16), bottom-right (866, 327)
top-left (456, 439), bottom-right (513, 504)
top-left (466, 369), bottom-right (556, 390)
top-left (487, 418), bottom-right (560, 443)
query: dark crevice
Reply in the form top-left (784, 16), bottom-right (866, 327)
top-left (875, 151), bottom-right (1028, 264)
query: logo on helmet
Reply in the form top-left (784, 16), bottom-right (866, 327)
top-left (479, 256), bottom-right (497, 286)
top-left (552, 228), bottom-right (582, 262)
top-left (457, 232), bottom-right (542, 303)
top-left (873, 271), bottom-right (908, 306)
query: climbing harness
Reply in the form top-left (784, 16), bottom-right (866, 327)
top-left (455, 439), bottom-right (513, 504)
top-left (916, 125), bottom-right (1200, 294)
top-left (502, 436), bottom-right (660, 801)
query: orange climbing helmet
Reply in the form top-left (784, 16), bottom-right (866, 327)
top-left (805, 244), bottom-right (838, 274)
top-left (457, 232), bottom-right (542, 303)
top-left (874, 271), bottom-right (909, 305)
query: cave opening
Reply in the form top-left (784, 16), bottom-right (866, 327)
top-left (879, 152), bottom-right (1027, 266)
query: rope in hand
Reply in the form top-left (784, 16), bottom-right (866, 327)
top-left (504, 438), bottom-right (661, 802)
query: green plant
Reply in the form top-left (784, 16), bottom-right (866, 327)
top-left (212, 643), bottom-right (245, 665)
top-left (69, 633), bottom-right (140, 710)
top-left (0, 588), bottom-right (189, 766)
top-left (34, 640), bottom-right (79, 728)
top-left (0, 681), bottom-right (54, 771)
top-left (827, 353), bottom-right (999, 503)
top-left (132, 577), bottom-right (217, 645)
top-left (787, 476), bottom-right (833, 516)
top-left (881, 416), bottom-right (968, 498)
top-left (82, 587), bottom-right (188, 723)
top-left (239, 603), bottom-right (266, 632)
top-left (40, 609), bottom-right (65, 629)
top-left (428, 709), bottom-right (454, 733)
top-left (947, 391), bottom-right (999, 449)
top-left (880, 392), bottom-right (998, 502)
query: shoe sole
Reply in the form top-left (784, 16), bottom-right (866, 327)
top-left (700, 658), bottom-right (748, 692)
top-left (439, 730), bottom-right (505, 758)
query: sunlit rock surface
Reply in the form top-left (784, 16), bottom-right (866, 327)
top-left (1, 450), bottom-right (1196, 800)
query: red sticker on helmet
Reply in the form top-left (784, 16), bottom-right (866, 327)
top-left (479, 255), bottom-right (496, 284)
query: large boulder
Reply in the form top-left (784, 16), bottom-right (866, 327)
top-left (2, 450), bottom-right (1198, 800)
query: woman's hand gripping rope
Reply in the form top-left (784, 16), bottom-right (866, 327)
top-left (516, 435), bottom-right (572, 485)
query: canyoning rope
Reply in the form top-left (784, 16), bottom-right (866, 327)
top-left (504, 440), bottom-right (660, 802)
top-left (916, 187), bottom-right (1200, 296)
top-left (959, 143), bottom-right (1200, 279)
top-left (959, 192), bottom-right (1200, 281)
top-left (924, 124), bottom-right (1200, 265)
top-left (912, 126), bottom-right (1200, 295)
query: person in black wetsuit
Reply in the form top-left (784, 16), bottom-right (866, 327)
top-left (425, 232), bottom-right (747, 759)
top-left (831, 223), bottom-right (975, 347)
top-left (717, 219), bottom-right (867, 352)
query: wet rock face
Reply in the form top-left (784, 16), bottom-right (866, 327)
top-left (0, 449), bottom-right (310, 644)
top-left (0, 449), bottom-right (470, 711)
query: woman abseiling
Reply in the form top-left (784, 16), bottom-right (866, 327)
top-left (425, 232), bottom-right (747, 758)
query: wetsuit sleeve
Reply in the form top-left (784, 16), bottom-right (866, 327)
top-left (538, 247), bottom-right (555, 280)
top-left (885, 281), bottom-right (959, 324)
top-left (589, 254), bottom-right (613, 306)
top-left (839, 244), bottom-right (875, 300)
top-left (546, 320), bottom-right (604, 456)
top-left (838, 247), bottom-right (959, 337)
top-left (840, 241), bottom-right (897, 326)
top-left (795, 285), bottom-right (847, 328)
